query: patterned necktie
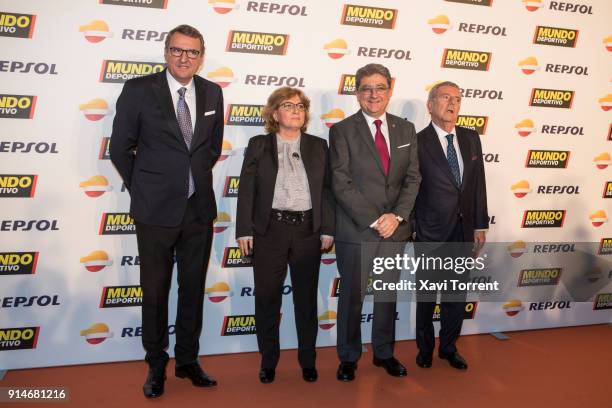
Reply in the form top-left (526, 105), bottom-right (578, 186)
top-left (445, 134), bottom-right (461, 186)
top-left (373, 119), bottom-right (390, 176)
top-left (177, 87), bottom-right (195, 198)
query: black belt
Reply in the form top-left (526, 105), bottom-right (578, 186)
top-left (271, 209), bottom-right (312, 225)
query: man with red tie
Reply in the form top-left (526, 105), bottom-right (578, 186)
top-left (329, 63), bottom-right (421, 381)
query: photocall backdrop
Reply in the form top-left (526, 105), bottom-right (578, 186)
top-left (1, 0), bottom-right (611, 370)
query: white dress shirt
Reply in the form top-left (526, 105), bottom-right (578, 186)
top-left (362, 111), bottom-right (391, 155)
top-left (166, 70), bottom-right (196, 133)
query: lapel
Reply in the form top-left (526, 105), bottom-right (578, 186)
top-left (387, 114), bottom-right (401, 179)
top-left (152, 70), bottom-right (187, 150)
top-left (190, 76), bottom-right (207, 152)
top-left (424, 122), bottom-right (460, 190)
top-left (299, 134), bottom-right (316, 199)
top-left (354, 111), bottom-right (386, 176)
top-left (456, 126), bottom-right (472, 192)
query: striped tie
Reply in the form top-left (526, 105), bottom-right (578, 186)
top-left (177, 87), bottom-right (195, 198)
top-left (445, 134), bottom-right (461, 186)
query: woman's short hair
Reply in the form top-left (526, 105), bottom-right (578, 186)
top-left (262, 87), bottom-right (310, 134)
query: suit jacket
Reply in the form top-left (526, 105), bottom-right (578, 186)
top-left (235, 133), bottom-right (335, 238)
top-left (110, 69), bottom-right (224, 227)
top-left (414, 123), bottom-right (488, 242)
top-left (329, 111), bottom-right (421, 243)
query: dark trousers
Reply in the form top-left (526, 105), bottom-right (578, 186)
top-left (336, 241), bottom-right (401, 363)
top-left (415, 220), bottom-right (467, 355)
top-left (253, 212), bottom-right (321, 369)
top-left (135, 196), bottom-right (213, 370)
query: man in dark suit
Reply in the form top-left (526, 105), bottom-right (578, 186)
top-left (329, 63), bottom-right (421, 381)
top-left (413, 81), bottom-right (488, 371)
top-left (110, 25), bottom-right (224, 398)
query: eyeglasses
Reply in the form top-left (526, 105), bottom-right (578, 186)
top-left (358, 86), bottom-right (390, 95)
top-left (167, 46), bottom-right (202, 59)
top-left (437, 94), bottom-right (461, 104)
top-left (279, 102), bottom-right (306, 112)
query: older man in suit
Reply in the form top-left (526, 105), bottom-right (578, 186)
top-left (413, 81), bottom-right (488, 371)
top-left (110, 24), bottom-right (224, 398)
top-left (329, 63), bottom-right (421, 381)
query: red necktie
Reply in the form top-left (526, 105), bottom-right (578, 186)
top-left (373, 119), bottom-right (389, 176)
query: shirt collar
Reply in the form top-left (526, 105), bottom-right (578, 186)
top-left (166, 69), bottom-right (194, 95)
top-left (362, 110), bottom-right (387, 127)
top-left (431, 121), bottom-right (456, 138)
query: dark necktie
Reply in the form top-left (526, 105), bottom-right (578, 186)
top-left (445, 134), bottom-right (461, 186)
top-left (373, 119), bottom-right (390, 176)
top-left (177, 87), bottom-right (195, 198)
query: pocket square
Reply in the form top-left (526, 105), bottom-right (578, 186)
top-left (204, 110), bottom-right (215, 116)
top-left (397, 143), bottom-right (411, 149)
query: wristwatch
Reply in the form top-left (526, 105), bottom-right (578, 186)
top-left (394, 214), bottom-right (404, 223)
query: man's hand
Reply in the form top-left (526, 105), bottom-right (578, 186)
top-left (374, 213), bottom-right (400, 239)
top-left (473, 230), bottom-right (486, 256)
top-left (237, 238), bottom-right (253, 256)
top-left (321, 235), bottom-right (334, 251)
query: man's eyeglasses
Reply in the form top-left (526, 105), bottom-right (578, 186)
top-left (167, 46), bottom-right (202, 59)
top-left (279, 102), bottom-right (306, 112)
top-left (358, 86), bottom-right (390, 95)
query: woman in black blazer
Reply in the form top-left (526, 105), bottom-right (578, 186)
top-left (236, 87), bottom-right (334, 384)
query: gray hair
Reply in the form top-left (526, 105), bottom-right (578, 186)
top-left (428, 81), bottom-right (460, 102)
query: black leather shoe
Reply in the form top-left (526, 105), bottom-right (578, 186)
top-left (175, 363), bottom-right (218, 387)
top-left (259, 368), bottom-right (275, 384)
top-left (439, 352), bottom-right (468, 370)
top-left (143, 367), bottom-right (165, 399)
top-left (302, 367), bottom-right (318, 382)
top-left (416, 352), bottom-right (433, 368)
top-left (373, 356), bottom-right (407, 377)
top-left (336, 362), bottom-right (357, 381)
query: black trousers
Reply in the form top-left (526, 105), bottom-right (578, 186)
top-left (336, 241), bottom-right (402, 363)
top-left (135, 196), bottom-right (213, 369)
top-left (253, 212), bottom-right (321, 369)
top-left (415, 220), bottom-right (467, 355)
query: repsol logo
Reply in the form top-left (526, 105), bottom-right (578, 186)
top-left (0, 252), bottom-right (38, 275)
top-left (356, 47), bottom-right (412, 60)
top-left (521, 210), bottom-right (566, 228)
top-left (541, 125), bottom-right (584, 135)
top-left (223, 176), bottom-right (240, 197)
top-left (100, 285), bottom-right (142, 308)
top-left (0, 175), bottom-right (37, 197)
top-left (0, 219), bottom-right (59, 231)
top-left (534, 26), bottom-right (579, 48)
top-left (121, 325), bottom-right (175, 337)
top-left (246, 2), bottom-right (308, 16)
top-left (338, 74), bottom-right (395, 96)
top-left (598, 238), bottom-right (612, 255)
top-left (548, 1), bottom-right (593, 14)
top-left (100, 60), bottom-right (164, 83)
top-left (456, 115), bottom-right (488, 135)
top-left (1, 295), bottom-right (61, 308)
top-left (222, 247), bottom-right (252, 268)
top-left (433, 302), bottom-right (477, 321)
top-left (518, 268), bottom-right (562, 287)
top-left (528, 301), bottom-right (571, 311)
top-left (530, 88), bottom-right (574, 109)
top-left (0, 95), bottom-right (36, 119)
top-left (536, 185), bottom-right (580, 194)
top-left (99, 0), bottom-right (168, 9)
top-left (461, 88), bottom-right (503, 100)
top-left (457, 22), bottom-right (507, 36)
top-left (341, 4), bottom-right (398, 29)
top-left (99, 137), bottom-right (111, 160)
top-left (240, 285), bottom-right (293, 297)
top-left (99, 212), bottom-right (135, 235)
top-left (483, 153), bottom-right (500, 163)
top-left (0, 61), bottom-right (57, 75)
top-left (545, 63), bottom-right (589, 76)
top-left (442, 49), bottom-right (491, 71)
top-left (121, 29), bottom-right (167, 42)
top-left (0, 12), bottom-right (36, 38)
top-left (244, 74), bottom-right (305, 88)
top-left (526, 150), bottom-right (570, 168)
top-left (533, 243), bottom-right (575, 253)
top-left (603, 181), bottom-right (612, 198)
top-left (221, 314), bottom-right (257, 336)
top-left (594, 293), bottom-right (612, 310)
top-left (226, 30), bottom-right (289, 55)
top-left (0, 327), bottom-right (39, 350)
top-left (225, 104), bottom-right (264, 126)
top-left (0, 141), bottom-right (59, 154)
top-left (445, 0), bottom-right (492, 5)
